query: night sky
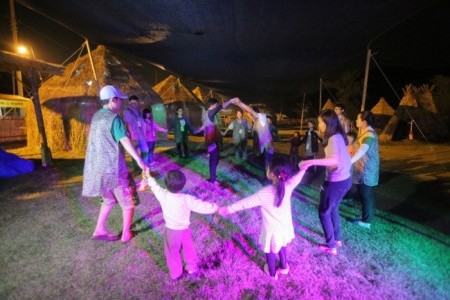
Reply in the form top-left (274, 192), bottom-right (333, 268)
top-left (1, 0), bottom-right (449, 115)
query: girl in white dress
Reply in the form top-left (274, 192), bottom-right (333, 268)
top-left (219, 158), bottom-right (306, 280)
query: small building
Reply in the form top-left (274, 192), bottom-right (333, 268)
top-left (0, 94), bottom-right (29, 144)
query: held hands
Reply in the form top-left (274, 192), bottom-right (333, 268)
top-left (298, 160), bottom-right (311, 171)
top-left (217, 207), bottom-right (229, 216)
top-left (142, 168), bottom-right (151, 180)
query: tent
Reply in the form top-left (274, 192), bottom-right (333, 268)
top-left (0, 147), bottom-right (34, 178)
top-left (192, 87), bottom-right (209, 103)
top-left (379, 84), bottom-right (448, 142)
top-left (27, 45), bottom-right (165, 154)
top-left (153, 75), bottom-right (203, 128)
top-left (370, 97), bottom-right (395, 130)
top-left (321, 98), bottom-right (335, 111)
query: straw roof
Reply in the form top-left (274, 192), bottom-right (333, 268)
top-left (371, 97), bottom-right (395, 115)
top-left (0, 50), bottom-right (64, 75)
top-left (153, 75), bottom-right (201, 105)
top-left (192, 87), bottom-right (208, 102)
top-left (398, 84), bottom-right (418, 107)
top-left (379, 84), bottom-right (448, 142)
top-left (321, 98), bottom-right (335, 111)
top-left (39, 45), bottom-right (162, 105)
top-left (26, 45), bottom-right (164, 153)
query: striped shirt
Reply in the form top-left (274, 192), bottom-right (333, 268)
top-left (227, 170), bottom-right (306, 252)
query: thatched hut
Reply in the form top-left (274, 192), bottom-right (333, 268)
top-left (153, 75), bottom-right (203, 128)
top-left (26, 45), bottom-right (165, 154)
top-left (380, 84), bottom-right (448, 142)
top-left (321, 98), bottom-right (335, 111)
top-left (370, 97), bottom-right (395, 131)
top-left (192, 86), bottom-right (209, 103)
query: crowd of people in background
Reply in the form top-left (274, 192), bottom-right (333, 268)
top-left (82, 85), bottom-right (379, 281)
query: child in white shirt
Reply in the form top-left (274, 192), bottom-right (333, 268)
top-left (145, 170), bottom-right (218, 280)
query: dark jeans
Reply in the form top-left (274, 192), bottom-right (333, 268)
top-left (357, 183), bottom-right (375, 223)
top-left (147, 141), bottom-right (156, 163)
top-left (263, 150), bottom-right (273, 171)
top-left (265, 247), bottom-right (287, 276)
top-left (234, 139), bottom-right (248, 158)
top-left (209, 146), bottom-right (219, 182)
top-left (319, 177), bottom-right (352, 248)
top-left (290, 152), bottom-right (299, 170)
top-left (176, 142), bottom-right (189, 158)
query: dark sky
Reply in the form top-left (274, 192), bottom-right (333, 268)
top-left (1, 0), bottom-right (449, 115)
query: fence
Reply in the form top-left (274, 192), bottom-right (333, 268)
top-left (0, 116), bottom-right (26, 143)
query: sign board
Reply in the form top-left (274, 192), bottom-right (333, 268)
top-left (0, 99), bottom-right (26, 108)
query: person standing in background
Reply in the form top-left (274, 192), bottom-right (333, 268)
top-left (300, 120), bottom-right (323, 160)
top-left (289, 131), bottom-right (301, 171)
top-left (195, 97), bottom-right (236, 185)
top-left (123, 95), bottom-right (148, 172)
top-left (350, 111), bottom-right (379, 230)
top-left (169, 107), bottom-right (195, 158)
top-left (236, 99), bottom-right (274, 172)
top-left (334, 103), bottom-right (352, 134)
top-left (222, 109), bottom-right (252, 159)
top-left (143, 107), bottom-right (168, 166)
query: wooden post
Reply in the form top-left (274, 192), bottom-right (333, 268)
top-left (319, 78), bottom-right (323, 113)
top-left (85, 39), bottom-right (99, 91)
top-left (28, 71), bottom-right (52, 167)
top-left (9, 0), bottom-right (24, 97)
top-left (361, 48), bottom-right (371, 111)
top-left (300, 93), bottom-right (306, 132)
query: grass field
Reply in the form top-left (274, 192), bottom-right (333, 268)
top-left (0, 139), bottom-right (449, 299)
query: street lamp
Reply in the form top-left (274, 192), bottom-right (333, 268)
top-left (17, 45), bottom-right (42, 82)
top-left (17, 45), bottom-right (28, 55)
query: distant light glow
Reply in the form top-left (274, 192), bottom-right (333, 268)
top-left (17, 45), bottom-right (28, 55)
top-left (86, 80), bottom-right (93, 86)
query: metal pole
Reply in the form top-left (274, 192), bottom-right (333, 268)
top-left (361, 48), bottom-right (371, 111)
top-left (9, 0), bottom-right (24, 97)
top-left (300, 93), bottom-right (306, 132)
top-left (319, 78), bottom-right (323, 112)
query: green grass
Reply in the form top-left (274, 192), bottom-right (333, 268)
top-left (0, 145), bottom-right (449, 299)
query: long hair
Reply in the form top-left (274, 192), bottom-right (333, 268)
top-left (268, 158), bottom-right (292, 208)
top-left (320, 109), bottom-right (348, 147)
top-left (143, 107), bottom-right (152, 119)
top-left (359, 110), bottom-right (375, 128)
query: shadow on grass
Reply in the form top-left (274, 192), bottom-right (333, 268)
top-left (197, 214), bottom-right (265, 270)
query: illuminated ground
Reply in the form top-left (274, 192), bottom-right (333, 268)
top-left (0, 138), bottom-right (448, 298)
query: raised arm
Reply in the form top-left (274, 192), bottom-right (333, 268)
top-left (222, 97), bottom-right (238, 109)
top-left (235, 99), bottom-right (258, 119)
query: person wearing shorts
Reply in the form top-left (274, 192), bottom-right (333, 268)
top-left (82, 85), bottom-right (148, 243)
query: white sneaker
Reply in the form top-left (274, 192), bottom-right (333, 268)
top-left (263, 264), bottom-right (278, 280)
top-left (352, 220), bottom-right (371, 229)
top-left (278, 263), bottom-right (290, 275)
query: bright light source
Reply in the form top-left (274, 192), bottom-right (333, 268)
top-left (17, 45), bottom-right (28, 55)
top-left (86, 80), bottom-right (93, 86)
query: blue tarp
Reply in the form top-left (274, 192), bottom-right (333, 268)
top-left (0, 148), bottom-right (35, 178)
